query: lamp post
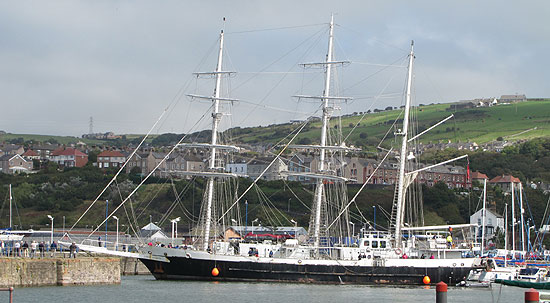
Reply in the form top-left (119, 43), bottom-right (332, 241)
top-left (350, 222), bottom-right (355, 241)
top-left (252, 218), bottom-right (259, 240)
top-left (288, 198), bottom-right (291, 212)
top-left (373, 206), bottom-right (376, 230)
top-left (105, 199), bottom-right (109, 247)
top-left (290, 219), bottom-right (297, 239)
top-left (245, 200), bottom-right (248, 235)
top-left (170, 217), bottom-right (181, 245)
top-left (47, 215), bottom-right (54, 244)
top-left (112, 216), bottom-right (119, 250)
top-left (62, 216), bottom-right (66, 238)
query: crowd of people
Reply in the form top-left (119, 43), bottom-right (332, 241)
top-left (0, 240), bottom-right (78, 258)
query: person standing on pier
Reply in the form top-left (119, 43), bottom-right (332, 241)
top-left (30, 241), bottom-right (37, 258)
top-left (22, 241), bottom-right (29, 257)
top-left (38, 242), bottom-right (45, 258)
top-left (69, 242), bottom-right (77, 258)
top-left (50, 241), bottom-right (57, 257)
top-left (14, 241), bottom-right (21, 257)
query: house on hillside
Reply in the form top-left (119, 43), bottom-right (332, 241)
top-left (21, 149), bottom-right (40, 161)
top-left (97, 150), bottom-right (126, 168)
top-left (287, 154), bottom-right (314, 183)
top-left (30, 143), bottom-right (60, 161)
top-left (470, 171), bottom-right (489, 184)
top-left (499, 94), bottom-right (526, 103)
top-left (0, 144), bottom-right (24, 157)
top-left (159, 152), bottom-right (205, 178)
top-left (226, 160), bottom-right (248, 175)
top-left (49, 148), bottom-right (88, 167)
top-left (489, 175), bottom-right (521, 192)
top-left (0, 154), bottom-right (33, 174)
top-left (248, 157), bottom-right (288, 181)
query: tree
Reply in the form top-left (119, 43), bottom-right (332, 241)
top-left (359, 132), bottom-right (368, 139)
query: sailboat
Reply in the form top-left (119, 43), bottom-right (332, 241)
top-left (132, 17), bottom-right (483, 285)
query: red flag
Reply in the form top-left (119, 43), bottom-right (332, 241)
top-left (466, 163), bottom-right (470, 182)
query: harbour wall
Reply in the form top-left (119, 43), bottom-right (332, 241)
top-left (0, 257), bottom-right (120, 287)
top-left (120, 257), bottom-right (150, 275)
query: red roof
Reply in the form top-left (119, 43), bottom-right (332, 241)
top-left (97, 150), bottom-right (124, 157)
top-left (489, 175), bottom-right (521, 184)
top-left (470, 171), bottom-right (488, 180)
top-left (51, 148), bottom-right (87, 157)
top-left (22, 149), bottom-right (39, 157)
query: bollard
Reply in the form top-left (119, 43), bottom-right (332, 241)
top-left (436, 281), bottom-right (447, 303)
top-left (0, 287), bottom-right (14, 303)
top-left (525, 288), bottom-right (539, 303)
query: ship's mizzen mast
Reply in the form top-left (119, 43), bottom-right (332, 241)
top-left (392, 41), bottom-right (415, 248)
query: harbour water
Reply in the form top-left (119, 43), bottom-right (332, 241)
top-left (11, 275), bottom-right (525, 303)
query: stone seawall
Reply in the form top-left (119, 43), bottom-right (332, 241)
top-left (120, 257), bottom-right (150, 275)
top-left (0, 257), bottom-right (120, 287)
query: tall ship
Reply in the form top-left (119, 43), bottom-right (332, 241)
top-left (128, 17), bottom-right (482, 285)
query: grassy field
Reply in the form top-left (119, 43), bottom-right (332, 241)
top-left (230, 99), bottom-right (550, 146)
top-left (2, 100), bottom-right (549, 148)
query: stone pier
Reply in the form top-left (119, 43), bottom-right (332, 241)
top-left (0, 257), bottom-right (120, 287)
top-left (120, 257), bottom-right (150, 275)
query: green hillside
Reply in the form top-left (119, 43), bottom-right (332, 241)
top-left (229, 99), bottom-right (550, 148)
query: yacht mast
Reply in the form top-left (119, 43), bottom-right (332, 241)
top-left (203, 29), bottom-right (225, 250)
top-left (519, 182), bottom-right (525, 253)
top-left (311, 15), bottom-right (335, 249)
top-left (511, 181), bottom-right (515, 257)
top-left (393, 41), bottom-right (415, 247)
top-left (9, 184), bottom-right (12, 229)
top-left (504, 202), bottom-right (508, 267)
top-left (481, 178), bottom-right (487, 256)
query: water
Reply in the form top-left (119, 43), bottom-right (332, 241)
top-left (11, 275), bottom-right (525, 303)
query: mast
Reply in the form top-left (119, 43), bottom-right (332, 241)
top-left (481, 178), bottom-right (487, 256)
top-left (511, 181), bottom-right (515, 257)
top-left (393, 41), bottom-right (415, 247)
top-left (519, 182), bottom-right (525, 253)
top-left (203, 29), bottom-right (225, 251)
top-left (504, 202), bottom-right (508, 267)
top-left (311, 15), bottom-right (335, 250)
top-left (9, 184), bottom-right (12, 229)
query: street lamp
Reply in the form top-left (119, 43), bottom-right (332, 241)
top-left (170, 217), bottom-right (181, 245)
top-left (47, 215), bottom-right (54, 244)
top-left (373, 206), bottom-right (376, 230)
top-left (252, 218), bottom-right (259, 240)
top-left (290, 219), bottom-right (297, 239)
top-left (252, 218), bottom-right (259, 234)
top-left (112, 216), bottom-right (119, 250)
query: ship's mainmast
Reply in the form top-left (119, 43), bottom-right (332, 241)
top-left (393, 42), bottom-right (415, 248)
top-left (203, 30), bottom-right (225, 249)
top-left (184, 26), bottom-right (240, 251)
top-left (311, 15), bottom-right (336, 249)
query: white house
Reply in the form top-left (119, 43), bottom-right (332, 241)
top-left (470, 208), bottom-right (504, 240)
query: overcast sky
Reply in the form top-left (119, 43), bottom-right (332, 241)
top-left (0, 1), bottom-right (548, 136)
